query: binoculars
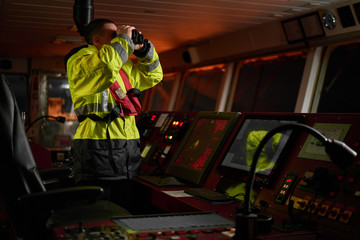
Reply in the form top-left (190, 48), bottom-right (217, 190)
top-left (131, 29), bottom-right (144, 44)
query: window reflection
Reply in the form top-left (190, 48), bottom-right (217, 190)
top-left (231, 52), bottom-right (306, 112)
top-left (178, 64), bottom-right (225, 111)
top-left (317, 43), bottom-right (360, 113)
top-left (48, 78), bottom-right (77, 120)
top-left (149, 72), bottom-right (177, 111)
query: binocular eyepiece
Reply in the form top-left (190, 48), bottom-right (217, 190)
top-left (131, 29), bottom-right (144, 45)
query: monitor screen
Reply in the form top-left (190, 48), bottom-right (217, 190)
top-left (165, 112), bottom-right (240, 185)
top-left (218, 115), bottom-right (301, 185)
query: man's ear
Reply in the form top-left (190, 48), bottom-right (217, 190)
top-left (93, 36), bottom-right (102, 49)
top-left (93, 36), bottom-right (100, 44)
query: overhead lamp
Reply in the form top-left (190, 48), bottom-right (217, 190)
top-left (234, 123), bottom-right (357, 240)
top-left (73, 0), bottom-right (94, 36)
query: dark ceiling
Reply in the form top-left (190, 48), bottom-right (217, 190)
top-left (0, 0), bottom-right (343, 58)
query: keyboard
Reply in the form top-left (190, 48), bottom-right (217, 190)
top-left (138, 175), bottom-right (185, 187)
top-left (184, 188), bottom-right (233, 202)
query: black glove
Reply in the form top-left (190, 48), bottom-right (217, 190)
top-left (133, 39), bottom-right (150, 58)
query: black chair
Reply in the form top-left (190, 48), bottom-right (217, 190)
top-left (0, 74), bottom-right (130, 240)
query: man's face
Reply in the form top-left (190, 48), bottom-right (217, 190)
top-left (93, 22), bottom-right (117, 49)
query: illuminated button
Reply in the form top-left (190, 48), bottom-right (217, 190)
top-left (354, 191), bottom-right (360, 197)
top-left (137, 233), bottom-right (149, 238)
top-left (348, 177), bottom-right (355, 183)
top-left (328, 204), bottom-right (343, 220)
top-left (164, 231), bottom-right (175, 236)
top-left (329, 210), bottom-right (336, 217)
top-left (188, 230), bottom-right (200, 234)
top-left (317, 205), bottom-right (329, 216)
top-left (176, 231), bottom-right (187, 235)
top-left (340, 212), bottom-right (350, 219)
top-left (337, 170), bottom-right (347, 181)
top-left (339, 206), bottom-right (356, 223)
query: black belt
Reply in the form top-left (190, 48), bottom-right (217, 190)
top-left (78, 106), bottom-right (123, 176)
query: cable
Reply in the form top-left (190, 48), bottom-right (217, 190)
top-left (26, 115), bottom-right (66, 133)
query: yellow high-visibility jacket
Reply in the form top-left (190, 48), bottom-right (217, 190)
top-left (66, 33), bottom-right (163, 182)
top-left (246, 131), bottom-right (282, 172)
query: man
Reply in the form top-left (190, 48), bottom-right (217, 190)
top-left (65, 19), bottom-right (163, 211)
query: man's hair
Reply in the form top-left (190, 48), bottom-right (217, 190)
top-left (84, 19), bottom-right (115, 45)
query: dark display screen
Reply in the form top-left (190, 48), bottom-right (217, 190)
top-left (165, 112), bottom-right (240, 185)
top-left (218, 116), bottom-right (300, 185)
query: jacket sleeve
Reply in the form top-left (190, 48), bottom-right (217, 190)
top-left (122, 40), bottom-right (163, 91)
top-left (67, 33), bottom-right (134, 99)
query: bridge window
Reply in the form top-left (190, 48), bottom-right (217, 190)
top-left (231, 52), bottom-right (306, 112)
top-left (316, 43), bottom-right (360, 113)
top-left (177, 64), bottom-right (226, 111)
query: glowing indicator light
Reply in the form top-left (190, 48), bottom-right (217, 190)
top-left (137, 233), bottom-right (149, 238)
top-left (151, 115), bottom-right (156, 121)
top-left (286, 179), bottom-right (292, 183)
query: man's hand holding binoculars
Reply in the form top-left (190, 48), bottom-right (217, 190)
top-left (118, 25), bottom-right (144, 50)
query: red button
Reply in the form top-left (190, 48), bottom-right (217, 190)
top-left (137, 233), bottom-right (148, 238)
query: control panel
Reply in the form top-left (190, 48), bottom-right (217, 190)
top-left (54, 223), bottom-right (234, 240)
top-left (254, 113), bottom-right (360, 240)
top-left (53, 212), bottom-right (235, 240)
top-left (53, 112), bottom-right (360, 240)
top-left (136, 111), bottom-right (197, 174)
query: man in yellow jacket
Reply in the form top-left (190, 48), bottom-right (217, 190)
top-left (65, 19), bottom-right (163, 211)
